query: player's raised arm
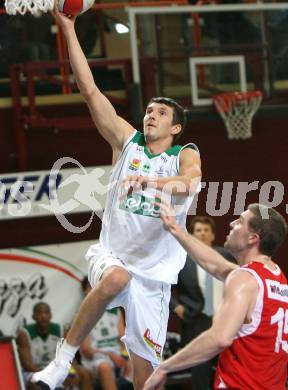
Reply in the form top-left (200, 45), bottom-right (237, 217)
top-left (52, 8), bottom-right (135, 156)
top-left (160, 203), bottom-right (237, 281)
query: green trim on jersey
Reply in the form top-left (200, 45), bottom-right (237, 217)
top-left (181, 144), bottom-right (198, 152)
top-left (131, 131), bottom-right (145, 146)
top-left (25, 322), bottom-right (61, 341)
top-left (144, 144), bottom-right (182, 159)
top-left (131, 131), bottom-right (184, 159)
top-left (106, 308), bottom-right (119, 316)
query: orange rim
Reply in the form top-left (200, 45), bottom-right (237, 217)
top-left (213, 90), bottom-right (262, 112)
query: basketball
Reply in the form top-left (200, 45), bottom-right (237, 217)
top-left (58, 0), bottom-right (94, 16)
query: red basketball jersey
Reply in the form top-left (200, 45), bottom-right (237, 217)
top-left (215, 261), bottom-right (288, 389)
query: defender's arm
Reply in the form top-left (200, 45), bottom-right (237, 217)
top-left (143, 270), bottom-right (258, 390)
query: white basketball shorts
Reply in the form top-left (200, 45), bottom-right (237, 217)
top-left (86, 244), bottom-right (171, 367)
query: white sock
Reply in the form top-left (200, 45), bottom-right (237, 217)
top-left (58, 340), bottom-right (79, 366)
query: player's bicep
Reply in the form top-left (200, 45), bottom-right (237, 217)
top-left (212, 271), bottom-right (258, 344)
top-left (178, 148), bottom-right (201, 194)
top-left (179, 148), bottom-right (201, 179)
top-left (17, 329), bottom-right (29, 350)
top-left (17, 330), bottom-right (33, 366)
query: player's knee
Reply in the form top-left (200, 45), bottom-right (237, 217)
top-left (99, 267), bottom-right (130, 298)
top-left (98, 362), bottom-right (114, 378)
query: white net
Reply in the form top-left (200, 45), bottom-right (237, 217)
top-left (213, 91), bottom-right (262, 140)
top-left (5, 0), bottom-right (54, 15)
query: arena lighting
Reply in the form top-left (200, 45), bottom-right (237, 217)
top-left (115, 23), bottom-right (129, 34)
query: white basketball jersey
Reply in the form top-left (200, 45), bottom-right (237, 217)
top-left (89, 130), bottom-right (200, 284)
top-left (24, 323), bottom-right (63, 368)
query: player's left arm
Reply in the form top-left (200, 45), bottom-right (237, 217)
top-left (122, 148), bottom-right (201, 196)
top-left (143, 270), bottom-right (258, 390)
top-left (157, 147), bottom-right (201, 195)
top-left (17, 329), bottom-right (41, 372)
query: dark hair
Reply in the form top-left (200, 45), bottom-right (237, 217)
top-left (81, 276), bottom-right (90, 292)
top-left (189, 216), bottom-right (216, 235)
top-left (33, 301), bottom-right (50, 314)
top-left (248, 203), bottom-right (287, 256)
top-left (147, 97), bottom-right (187, 141)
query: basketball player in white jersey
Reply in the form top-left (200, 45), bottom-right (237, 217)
top-left (32, 6), bottom-right (201, 390)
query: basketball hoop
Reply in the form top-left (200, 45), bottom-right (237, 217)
top-left (213, 91), bottom-right (262, 140)
top-left (5, 0), bottom-right (54, 15)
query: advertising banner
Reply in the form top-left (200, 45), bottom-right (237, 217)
top-left (0, 240), bottom-right (96, 336)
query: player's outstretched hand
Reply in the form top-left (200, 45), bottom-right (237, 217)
top-left (120, 175), bottom-right (157, 200)
top-left (143, 366), bottom-right (167, 390)
top-left (158, 200), bottom-right (177, 232)
top-left (122, 175), bottom-right (156, 192)
top-left (51, 0), bottom-right (76, 33)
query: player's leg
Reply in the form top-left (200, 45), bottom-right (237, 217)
top-left (73, 364), bottom-right (94, 390)
top-left (97, 361), bottom-right (117, 390)
top-left (129, 351), bottom-right (153, 390)
top-left (123, 276), bottom-right (171, 390)
top-left (66, 266), bottom-right (130, 346)
top-left (32, 259), bottom-right (131, 390)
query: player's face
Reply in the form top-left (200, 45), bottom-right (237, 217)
top-left (33, 304), bottom-right (52, 331)
top-left (143, 103), bottom-right (180, 142)
top-left (225, 210), bottom-right (256, 254)
top-left (193, 222), bottom-right (215, 246)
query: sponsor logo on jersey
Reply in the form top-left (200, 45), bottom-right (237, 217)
top-left (143, 328), bottom-right (162, 359)
top-left (156, 166), bottom-right (164, 176)
top-left (266, 279), bottom-right (288, 303)
top-left (119, 193), bottom-right (160, 218)
top-left (129, 159), bottom-right (141, 171)
top-left (142, 162), bottom-right (151, 174)
top-left (161, 155), bottom-right (168, 163)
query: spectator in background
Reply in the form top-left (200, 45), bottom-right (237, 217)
top-left (190, 216), bottom-right (235, 316)
top-left (170, 216), bottom-right (235, 390)
top-left (80, 277), bottom-right (132, 390)
top-left (17, 302), bottom-right (93, 390)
